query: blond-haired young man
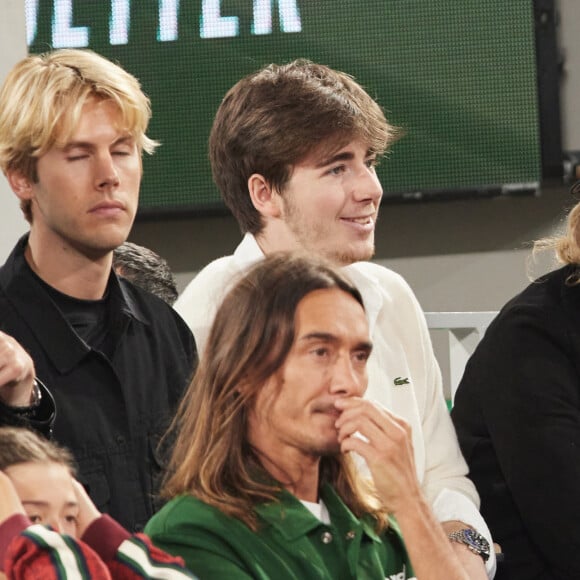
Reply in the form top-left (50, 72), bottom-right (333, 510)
top-left (0, 49), bottom-right (196, 531)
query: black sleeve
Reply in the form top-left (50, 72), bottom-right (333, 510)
top-left (0, 378), bottom-right (56, 438)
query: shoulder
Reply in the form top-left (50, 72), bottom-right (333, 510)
top-left (146, 495), bottom-right (242, 538)
top-left (346, 261), bottom-right (418, 302)
top-left (488, 265), bottom-right (577, 333)
top-left (175, 255), bottom-right (240, 314)
top-left (345, 261), bottom-right (426, 334)
top-left (457, 266), bottom-right (580, 389)
top-left (173, 255), bottom-right (245, 346)
top-left (122, 279), bottom-right (189, 326)
top-left (120, 279), bottom-right (195, 352)
top-left (175, 234), bottom-right (265, 319)
top-left (454, 266), bottom-right (580, 414)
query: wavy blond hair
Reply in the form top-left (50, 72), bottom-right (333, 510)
top-left (0, 49), bottom-right (158, 221)
top-left (533, 200), bottom-right (580, 284)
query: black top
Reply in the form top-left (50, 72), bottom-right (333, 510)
top-left (452, 264), bottom-right (580, 580)
top-left (40, 277), bottom-right (112, 355)
top-left (0, 235), bottom-right (197, 532)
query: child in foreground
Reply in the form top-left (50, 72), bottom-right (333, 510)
top-left (0, 427), bottom-right (196, 579)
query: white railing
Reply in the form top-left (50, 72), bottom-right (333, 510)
top-left (425, 312), bottom-right (498, 403)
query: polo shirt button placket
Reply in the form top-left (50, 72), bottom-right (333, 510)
top-left (321, 531), bottom-right (333, 544)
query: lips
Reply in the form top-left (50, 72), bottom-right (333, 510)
top-left (313, 403), bottom-right (342, 419)
top-left (342, 215), bottom-right (374, 225)
top-left (339, 214), bottom-right (376, 233)
top-left (89, 200), bottom-right (125, 213)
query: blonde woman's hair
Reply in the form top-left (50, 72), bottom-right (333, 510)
top-left (163, 253), bottom-right (390, 532)
top-left (533, 200), bottom-right (580, 284)
top-left (0, 49), bottom-right (158, 221)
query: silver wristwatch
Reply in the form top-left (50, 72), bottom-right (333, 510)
top-left (29, 379), bottom-right (42, 407)
top-left (448, 528), bottom-right (490, 562)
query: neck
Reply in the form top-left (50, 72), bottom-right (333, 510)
top-left (258, 450), bottom-right (321, 503)
top-left (26, 229), bottom-right (113, 300)
top-left (255, 221), bottom-right (300, 256)
top-left (254, 224), bottom-right (346, 267)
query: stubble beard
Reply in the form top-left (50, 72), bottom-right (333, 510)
top-left (285, 213), bottom-right (375, 266)
top-left (330, 243), bottom-right (375, 266)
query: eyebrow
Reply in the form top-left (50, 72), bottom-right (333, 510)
top-left (315, 151), bottom-right (355, 169)
top-left (300, 332), bottom-right (373, 352)
top-left (62, 135), bottom-right (135, 151)
top-left (22, 500), bottom-right (79, 508)
top-left (314, 148), bottom-right (375, 169)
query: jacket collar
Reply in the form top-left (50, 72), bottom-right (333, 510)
top-left (255, 483), bottom-right (382, 544)
top-left (0, 234), bottom-right (148, 373)
top-left (233, 233), bottom-right (265, 269)
top-left (239, 233), bottom-right (383, 334)
top-left (342, 264), bottom-right (383, 335)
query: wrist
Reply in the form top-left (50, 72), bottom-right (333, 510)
top-left (5, 379), bottom-right (41, 410)
top-left (21, 379), bottom-right (41, 408)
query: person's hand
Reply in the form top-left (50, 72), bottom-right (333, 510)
top-left (0, 471), bottom-right (26, 525)
top-left (336, 397), bottom-right (480, 580)
top-left (72, 479), bottom-right (101, 537)
top-left (334, 397), bottom-right (422, 513)
top-left (0, 331), bottom-right (35, 407)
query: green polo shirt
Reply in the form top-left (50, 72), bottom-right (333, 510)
top-left (145, 484), bottom-right (416, 579)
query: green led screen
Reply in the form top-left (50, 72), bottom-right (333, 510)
top-left (26, 1), bottom-right (543, 215)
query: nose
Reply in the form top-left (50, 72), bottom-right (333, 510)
top-left (95, 152), bottom-right (120, 190)
top-left (329, 353), bottom-right (365, 397)
top-left (45, 515), bottom-right (61, 532)
top-left (351, 163), bottom-right (383, 204)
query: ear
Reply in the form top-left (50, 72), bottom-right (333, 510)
top-left (248, 173), bottom-right (282, 218)
top-left (5, 170), bottom-right (33, 202)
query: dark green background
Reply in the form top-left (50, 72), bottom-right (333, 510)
top-left (28, 1), bottom-right (542, 215)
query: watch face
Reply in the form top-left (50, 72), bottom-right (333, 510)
top-left (450, 528), bottom-right (490, 562)
top-left (463, 529), bottom-right (491, 560)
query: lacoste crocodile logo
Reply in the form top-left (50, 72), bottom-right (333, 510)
top-left (393, 377), bottom-right (410, 386)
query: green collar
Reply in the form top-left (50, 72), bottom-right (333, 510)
top-left (255, 483), bottom-right (383, 544)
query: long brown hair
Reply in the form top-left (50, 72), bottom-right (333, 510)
top-left (163, 253), bottom-right (389, 531)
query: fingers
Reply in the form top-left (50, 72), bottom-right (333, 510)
top-left (338, 414), bottom-right (412, 466)
top-left (0, 331), bottom-right (35, 385)
top-left (72, 479), bottom-right (101, 536)
top-left (335, 397), bottom-right (411, 444)
top-left (0, 331), bottom-right (35, 406)
top-left (0, 471), bottom-right (26, 524)
top-left (334, 397), bottom-right (421, 512)
top-left (334, 397), bottom-right (414, 467)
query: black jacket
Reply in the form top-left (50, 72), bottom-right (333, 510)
top-left (0, 235), bottom-right (196, 532)
top-left (452, 264), bottom-right (580, 580)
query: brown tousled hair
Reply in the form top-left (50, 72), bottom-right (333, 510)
top-left (163, 253), bottom-right (389, 531)
top-left (209, 60), bottom-right (400, 235)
